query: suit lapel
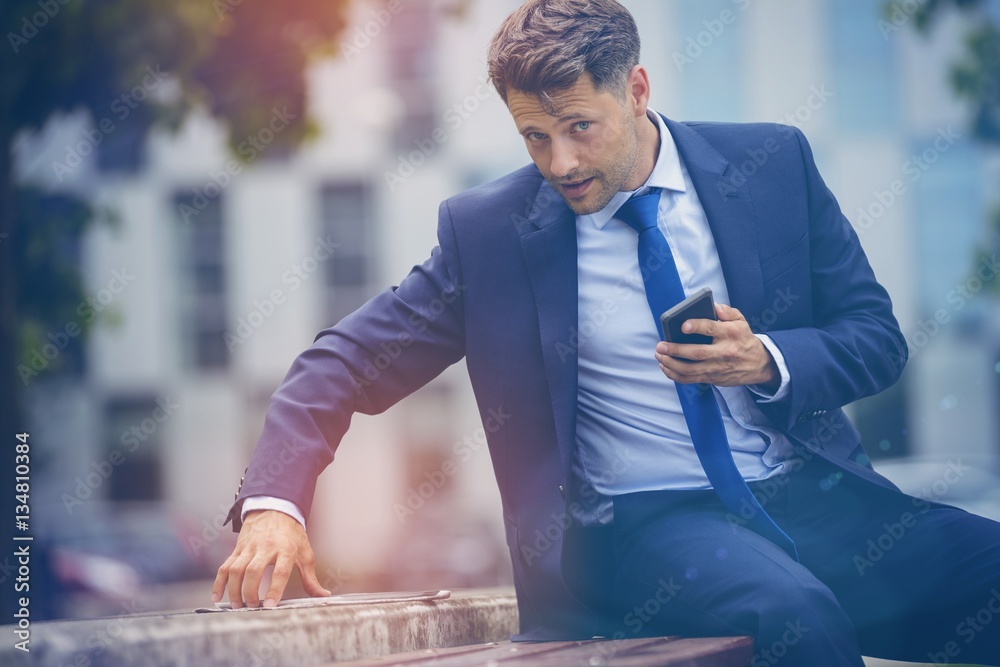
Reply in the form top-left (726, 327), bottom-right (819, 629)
top-left (665, 117), bottom-right (766, 321)
top-left (520, 179), bottom-right (579, 473)
top-left (517, 118), bottom-right (767, 474)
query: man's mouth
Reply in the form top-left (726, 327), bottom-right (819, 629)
top-left (560, 177), bottom-right (595, 198)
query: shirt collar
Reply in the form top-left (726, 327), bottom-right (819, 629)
top-left (582, 109), bottom-right (686, 230)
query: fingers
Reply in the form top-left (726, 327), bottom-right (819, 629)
top-left (212, 555), bottom-right (233, 603)
top-left (657, 341), bottom-right (710, 363)
top-left (261, 555), bottom-right (292, 608)
top-left (658, 354), bottom-right (711, 384)
top-left (298, 550), bottom-right (333, 599)
top-left (213, 548), bottom-right (253, 608)
top-left (679, 317), bottom-right (718, 338)
top-left (211, 510), bottom-right (324, 609)
top-left (242, 554), bottom-right (273, 609)
top-left (225, 552), bottom-right (250, 609)
top-left (656, 323), bottom-right (771, 387)
top-left (715, 302), bottom-right (745, 322)
top-left (260, 546), bottom-right (330, 607)
top-left (675, 304), bottom-right (746, 342)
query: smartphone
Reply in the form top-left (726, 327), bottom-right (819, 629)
top-left (659, 287), bottom-right (717, 346)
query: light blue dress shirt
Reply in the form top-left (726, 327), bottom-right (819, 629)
top-left (570, 110), bottom-right (799, 524)
top-left (246, 110), bottom-right (800, 530)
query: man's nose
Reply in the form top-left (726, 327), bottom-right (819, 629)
top-left (549, 138), bottom-right (579, 178)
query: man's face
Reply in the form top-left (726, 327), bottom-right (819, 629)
top-left (508, 73), bottom-right (641, 215)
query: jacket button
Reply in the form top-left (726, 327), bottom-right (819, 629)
top-left (235, 466), bottom-right (248, 500)
top-left (558, 485), bottom-right (566, 499)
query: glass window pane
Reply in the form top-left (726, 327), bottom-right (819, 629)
top-left (173, 191), bottom-right (229, 371)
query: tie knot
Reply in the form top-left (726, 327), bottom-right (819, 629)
top-left (615, 191), bottom-right (661, 234)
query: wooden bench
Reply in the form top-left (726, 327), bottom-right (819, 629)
top-left (331, 636), bottom-right (754, 666)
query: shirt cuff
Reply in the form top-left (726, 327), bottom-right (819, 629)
top-left (749, 334), bottom-right (791, 402)
top-left (241, 496), bottom-right (307, 530)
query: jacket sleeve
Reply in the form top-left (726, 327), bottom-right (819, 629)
top-left (760, 127), bottom-right (908, 432)
top-left (226, 202), bottom-right (467, 529)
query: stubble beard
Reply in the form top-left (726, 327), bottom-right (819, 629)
top-left (553, 116), bottom-right (641, 216)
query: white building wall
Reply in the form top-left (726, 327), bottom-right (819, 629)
top-left (17, 0), bottom-right (998, 590)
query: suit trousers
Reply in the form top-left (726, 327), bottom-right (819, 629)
top-left (603, 456), bottom-right (1000, 666)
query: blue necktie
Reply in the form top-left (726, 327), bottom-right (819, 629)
top-left (616, 190), bottom-right (798, 561)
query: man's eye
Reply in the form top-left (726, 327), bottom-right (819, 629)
top-left (574, 121), bottom-right (592, 131)
top-left (526, 132), bottom-right (546, 141)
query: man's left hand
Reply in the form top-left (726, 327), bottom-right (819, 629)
top-left (655, 303), bottom-right (779, 389)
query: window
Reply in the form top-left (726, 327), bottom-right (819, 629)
top-left (386, 2), bottom-right (438, 152)
top-left (676, 0), bottom-right (746, 122)
top-left (174, 192), bottom-right (229, 370)
top-left (827, 0), bottom-right (899, 133)
top-left (103, 396), bottom-right (165, 501)
top-left (320, 183), bottom-right (377, 324)
top-left (910, 142), bottom-right (981, 318)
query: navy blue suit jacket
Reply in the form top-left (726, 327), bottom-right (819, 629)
top-left (229, 116), bottom-right (908, 639)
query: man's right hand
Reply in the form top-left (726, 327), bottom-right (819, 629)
top-left (211, 509), bottom-right (331, 608)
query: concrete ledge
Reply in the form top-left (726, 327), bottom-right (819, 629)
top-left (1, 587), bottom-right (518, 667)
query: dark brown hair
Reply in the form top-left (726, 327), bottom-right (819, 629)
top-left (487, 0), bottom-right (641, 109)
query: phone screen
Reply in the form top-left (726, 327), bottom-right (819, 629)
top-left (659, 287), bottom-right (716, 346)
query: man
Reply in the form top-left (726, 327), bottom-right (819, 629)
top-left (212, 1), bottom-right (1000, 664)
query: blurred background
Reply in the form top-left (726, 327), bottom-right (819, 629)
top-left (1, 0), bottom-right (998, 627)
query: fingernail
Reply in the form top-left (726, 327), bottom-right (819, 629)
top-left (211, 593), bottom-right (220, 603)
top-left (323, 589), bottom-right (332, 597)
top-left (263, 599), bottom-right (277, 608)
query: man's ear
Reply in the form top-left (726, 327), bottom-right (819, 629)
top-left (626, 64), bottom-right (651, 118)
